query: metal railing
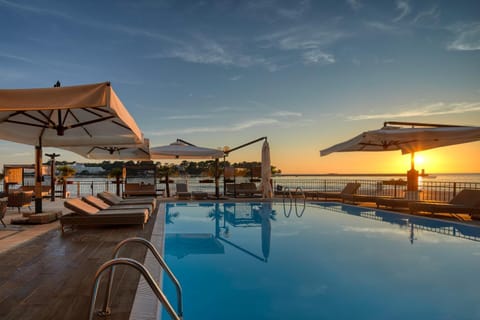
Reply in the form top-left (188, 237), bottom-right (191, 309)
top-left (90, 237), bottom-right (183, 320)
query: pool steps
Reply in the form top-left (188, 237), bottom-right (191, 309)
top-left (88, 237), bottom-right (183, 320)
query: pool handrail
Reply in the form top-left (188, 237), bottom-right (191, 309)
top-left (89, 257), bottom-right (181, 320)
top-left (100, 237), bottom-right (183, 319)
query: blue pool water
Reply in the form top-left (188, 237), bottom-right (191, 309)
top-left (161, 202), bottom-right (480, 320)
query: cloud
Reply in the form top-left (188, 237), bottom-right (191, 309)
top-left (147, 118), bottom-right (279, 136)
top-left (257, 25), bottom-right (344, 65)
top-left (393, 0), bottom-right (411, 22)
top-left (229, 75), bottom-right (242, 81)
top-left (348, 102), bottom-right (480, 120)
top-left (0, 52), bottom-right (33, 64)
top-left (364, 21), bottom-right (399, 33)
top-left (447, 23), bottom-right (480, 51)
top-left (412, 6), bottom-right (440, 25)
top-left (245, 0), bottom-right (310, 21)
top-left (148, 34), bottom-right (280, 71)
top-left (302, 49), bottom-right (335, 65)
top-left (346, 0), bottom-right (362, 11)
top-left (165, 114), bottom-right (213, 120)
top-left (0, 0), bottom-right (72, 19)
top-left (271, 111), bottom-right (302, 117)
top-left (276, 0), bottom-right (311, 20)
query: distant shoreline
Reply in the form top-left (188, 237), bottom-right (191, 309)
top-left (276, 172), bottom-right (479, 177)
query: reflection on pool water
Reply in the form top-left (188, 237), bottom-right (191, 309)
top-left (161, 202), bottom-right (480, 320)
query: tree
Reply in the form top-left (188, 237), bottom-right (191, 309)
top-left (57, 165), bottom-right (76, 198)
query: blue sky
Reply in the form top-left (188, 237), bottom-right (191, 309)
top-left (0, 0), bottom-right (479, 173)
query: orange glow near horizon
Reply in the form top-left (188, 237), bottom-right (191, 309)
top-left (270, 142), bottom-right (480, 174)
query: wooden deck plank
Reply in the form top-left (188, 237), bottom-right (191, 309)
top-left (0, 205), bottom-right (159, 320)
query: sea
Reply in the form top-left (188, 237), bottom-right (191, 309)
top-left (3, 173), bottom-right (479, 196)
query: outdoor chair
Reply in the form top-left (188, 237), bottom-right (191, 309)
top-left (0, 200), bottom-right (7, 227)
top-left (7, 191), bottom-right (33, 213)
top-left (61, 198), bottom-right (149, 234)
top-left (409, 189), bottom-right (480, 218)
top-left (97, 191), bottom-right (156, 211)
top-left (176, 183), bottom-right (191, 200)
top-left (82, 195), bottom-right (153, 215)
top-left (312, 182), bottom-right (361, 201)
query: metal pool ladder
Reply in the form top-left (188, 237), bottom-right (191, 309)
top-left (282, 186), bottom-right (306, 217)
top-left (88, 237), bottom-right (183, 320)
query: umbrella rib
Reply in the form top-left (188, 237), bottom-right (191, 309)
top-left (67, 116), bottom-right (115, 130)
top-left (4, 119), bottom-right (49, 129)
top-left (65, 109), bottom-right (93, 138)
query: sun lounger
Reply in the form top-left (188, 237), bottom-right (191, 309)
top-left (82, 195), bottom-right (153, 215)
top-left (61, 198), bottom-right (149, 234)
top-left (409, 189), bottom-right (480, 218)
top-left (311, 183), bottom-right (361, 200)
top-left (97, 191), bottom-right (156, 211)
top-left (376, 197), bottom-right (412, 209)
top-left (341, 193), bottom-right (382, 204)
top-left (176, 183), bottom-right (192, 200)
top-left (123, 182), bottom-right (157, 197)
top-left (225, 183), bottom-right (262, 197)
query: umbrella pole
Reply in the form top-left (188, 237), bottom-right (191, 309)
top-left (34, 143), bottom-right (43, 213)
top-left (214, 158), bottom-right (219, 199)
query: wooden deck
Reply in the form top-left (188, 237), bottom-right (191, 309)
top-left (0, 206), bottom-right (160, 320)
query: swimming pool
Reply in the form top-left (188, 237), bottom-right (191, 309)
top-left (160, 202), bottom-right (480, 319)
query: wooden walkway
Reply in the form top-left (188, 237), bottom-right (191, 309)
top-left (0, 207), bottom-right (160, 320)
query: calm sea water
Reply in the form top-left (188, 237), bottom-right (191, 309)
top-left (4, 173), bottom-right (479, 195)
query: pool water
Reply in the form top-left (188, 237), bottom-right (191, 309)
top-left (161, 202), bottom-right (480, 320)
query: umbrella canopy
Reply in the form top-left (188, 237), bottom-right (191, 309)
top-left (320, 123), bottom-right (480, 157)
top-left (261, 140), bottom-right (273, 199)
top-left (150, 140), bottom-right (224, 159)
top-left (0, 82), bottom-right (144, 147)
top-left (320, 122), bottom-right (480, 192)
top-left (151, 139), bottom-right (224, 198)
top-left (62, 139), bottom-right (150, 160)
top-left (0, 82), bottom-right (144, 212)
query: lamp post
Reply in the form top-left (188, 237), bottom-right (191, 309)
top-left (45, 153), bottom-right (60, 201)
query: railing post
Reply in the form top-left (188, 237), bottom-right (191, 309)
top-left (453, 182), bottom-right (457, 198)
top-left (76, 181), bottom-right (80, 198)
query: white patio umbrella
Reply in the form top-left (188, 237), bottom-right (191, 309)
top-left (150, 140), bottom-right (224, 159)
top-left (320, 121), bottom-right (480, 191)
top-left (150, 139), bottom-right (224, 198)
top-left (62, 139), bottom-right (150, 160)
top-left (0, 82), bottom-right (144, 212)
top-left (261, 139), bottom-right (273, 199)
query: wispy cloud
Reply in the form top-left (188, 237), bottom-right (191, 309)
top-left (412, 6), bottom-right (440, 25)
top-left (165, 114), bottom-right (213, 120)
top-left (346, 0), bottom-right (362, 11)
top-left (302, 49), bottom-right (335, 65)
top-left (0, 0), bottom-right (72, 19)
top-left (229, 75), bottom-right (242, 81)
top-left (447, 23), bottom-right (480, 51)
top-left (393, 0), bottom-right (411, 23)
top-left (147, 34), bottom-right (279, 71)
top-left (0, 52), bottom-right (33, 64)
top-left (271, 111), bottom-right (302, 117)
top-left (348, 102), bottom-right (480, 120)
top-left (245, 0), bottom-right (310, 21)
top-left (276, 0), bottom-right (311, 20)
top-left (147, 118), bottom-right (279, 136)
top-left (257, 25), bottom-right (344, 65)
top-left (364, 21), bottom-right (399, 33)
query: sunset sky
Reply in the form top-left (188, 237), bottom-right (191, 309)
top-left (0, 0), bottom-right (479, 174)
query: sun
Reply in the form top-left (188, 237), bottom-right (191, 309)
top-left (414, 154), bottom-right (425, 166)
